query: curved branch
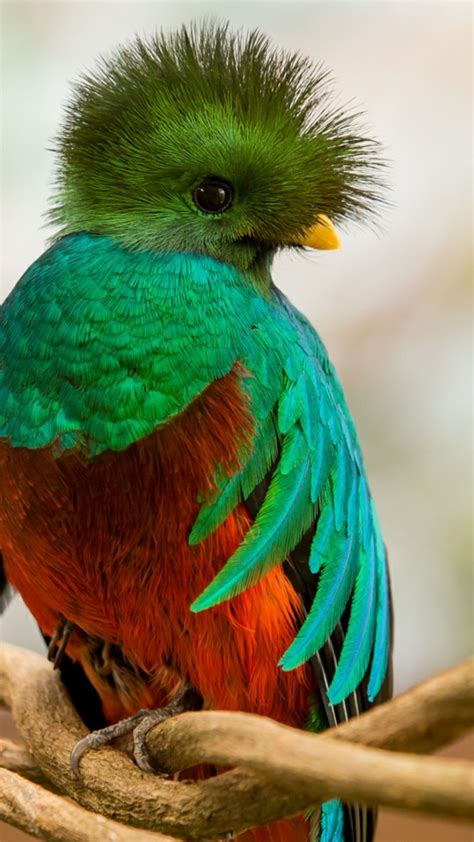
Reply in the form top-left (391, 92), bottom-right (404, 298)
top-left (334, 657), bottom-right (474, 752)
top-left (0, 643), bottom-right (473, 840)
top-left (144, 714), bottom-right (473, 821)
top-left (0, 768), bottom-right (179, 842)
top-left (146, 657), bottom-right (474, 772)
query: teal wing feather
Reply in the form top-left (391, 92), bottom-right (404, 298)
top-left (191, 426), bottom-right (315, 600)
top-left (367, 501), bottom-right (391, 702)
top-left (191, 290), bottom-right (390, 705)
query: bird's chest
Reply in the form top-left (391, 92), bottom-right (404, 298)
top-left (0, 369), bottom-right (252, 656)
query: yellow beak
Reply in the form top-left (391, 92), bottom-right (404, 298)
top-left (297, 214), bottom-right (341, 250)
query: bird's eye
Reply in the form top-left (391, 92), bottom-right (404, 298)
top-left (192, 179), bottom-right (233, 214)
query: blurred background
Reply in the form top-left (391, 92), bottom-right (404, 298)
top-left (1, 1), bottom-right (472, 840)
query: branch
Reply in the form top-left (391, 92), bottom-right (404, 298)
top-left (0, 768), bottom-right (179, 842)
top-left (334, 658), bottom-right (474, 752)
top-left (0, 738), bottom-right (54, 789)
top-left (0, 643), bottom-right (473, 841)
top-left (146, 657), bottom-right (474, 769)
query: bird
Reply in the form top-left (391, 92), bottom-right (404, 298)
top-left (0, 23), bottom-right (392, 842)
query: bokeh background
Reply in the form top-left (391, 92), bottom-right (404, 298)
top-left (1, 1), bottom-right (472, 840)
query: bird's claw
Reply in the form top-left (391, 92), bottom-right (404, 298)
top-left (70, 686), bottom-right (201, 778)
top-left (70, 708), bottom-right (153, 778)
top-left (131, 709), bottom-right (175, 773)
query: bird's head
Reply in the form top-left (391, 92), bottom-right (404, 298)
top-left (52, 24), bottom-right (384, 276)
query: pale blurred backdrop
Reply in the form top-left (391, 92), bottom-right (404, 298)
top-left (1, 1), bottom-right (472, 840)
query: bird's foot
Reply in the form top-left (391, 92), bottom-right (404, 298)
top-left (47, 615), bottom-right (75, 669)
top-left (70, 685), bottom-right (201, 778)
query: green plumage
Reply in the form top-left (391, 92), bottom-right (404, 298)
top-left (1, 238), bottom-right (245, 451)
top-left (50, 23), bottom-right (384, 271)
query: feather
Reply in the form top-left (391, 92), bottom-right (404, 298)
top-left (328, 536), bottom-right (377, 704)
top-left (239, 414), bottom-right (279, 499)
top-left (319, 801), bottom-right (345, 842)
top-left (188, 474), bottom-right (241, 546)
top-left (280, 423), bottom-right (307, 475)
top-left (367, 552), bottom-right (390, 702)
top-left (358, 474), bottom-right (372, 552)
top-left (310, 430), bottom-right (332, 505)
top-left (191, 448), bottom-right (315, 611)
top-left (296, 374), bottom-right (318, 449)
top-left (278, 378), bottom-right (302, 433)
top-left (308, 490), bottom-right (335, 575)
top-left (367, 503), bottom-right (390, 701)
top-left (279, 531), bottom-right (357, 670)
top-left (189, 412), bottom-right (278, 544)
top-left (332, 445), bottom-right (350, 533)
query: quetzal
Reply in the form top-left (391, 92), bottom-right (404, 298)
top-left (0, 25), bottom-right (392, 842)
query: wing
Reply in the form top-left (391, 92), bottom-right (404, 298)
top-left (0, 234), bottom-right (247, 454)
top-left (190, 292), bottom-right (393, 842)
top-left (190, 290), bottom-right (391, 707)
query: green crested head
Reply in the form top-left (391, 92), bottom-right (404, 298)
top-left (51, 23), bottom-right (384, 273)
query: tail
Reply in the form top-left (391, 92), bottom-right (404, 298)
top-left (311, 800), bottom-right (376, 842)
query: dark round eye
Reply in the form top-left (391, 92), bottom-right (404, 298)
top-left (192, 179), bottom-right (233, 214)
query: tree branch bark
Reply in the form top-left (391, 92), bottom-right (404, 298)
top-left (334, 657), bottom-right (474, 752)
top-left (146, 657), bottom-right (474, 771)
top-left (0, 643), bottom-right (473, 841)
top-left (0, 738), bottom-right (54, 789)
top-left (0, 768), bottom-right (179, 842)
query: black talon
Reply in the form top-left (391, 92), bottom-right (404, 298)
top-left (70, 709), bottom-right (148, 778)
top-left (132, 686), bottom-right (202, 773)
top-left (48, 616), bottom-right (75, 669)
top-left (70, 684), bottom-right (202, 778)
top-left (132, 706), bottom-right (180, 773)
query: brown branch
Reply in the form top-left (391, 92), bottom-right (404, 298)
top-left (144, 716), bottom-right (474, 818)
top-left (0, 738), bottom-right (53, 788)
top-left (0, 642), bottom-right (473, 841)
top-left (146, 657), bottom-right (474, 771)
top-left (0, 768), bottom-right (179, 842)
top-left (334, 657), bottom-right (474, 752)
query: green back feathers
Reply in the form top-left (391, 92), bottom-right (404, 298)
top-left (0, 235), bottom-right (242, 451)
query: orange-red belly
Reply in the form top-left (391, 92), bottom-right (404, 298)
top-left (0, 372), bottom-right (313, 840)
